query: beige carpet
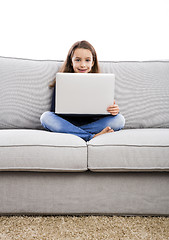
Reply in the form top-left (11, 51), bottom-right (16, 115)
top-left (0, 216), bottom-right (169, 240)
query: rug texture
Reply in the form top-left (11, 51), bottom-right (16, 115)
top-left (0, 216), bottom-right (169, 240)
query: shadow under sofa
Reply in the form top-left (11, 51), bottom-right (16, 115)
top-left (0, 57), bottom-right (169, 215)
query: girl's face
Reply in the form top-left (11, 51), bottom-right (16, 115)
top-left (72, 48), bottom-right (94, 73)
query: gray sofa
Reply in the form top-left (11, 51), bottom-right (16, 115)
top-left (0, 56), bottom-right (169, 215)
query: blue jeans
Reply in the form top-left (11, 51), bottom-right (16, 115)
top-left (40, 111), bottom-right (125, 141)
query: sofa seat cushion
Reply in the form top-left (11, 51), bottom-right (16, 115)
top-left (88, 129), bottom-right (169, 172)
top-left (0, 130), bottom-right (87, 172)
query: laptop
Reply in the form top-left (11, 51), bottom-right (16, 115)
top-left (55, 72), bottom-right (115, 115)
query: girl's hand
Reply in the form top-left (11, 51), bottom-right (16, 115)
top-left (107, 100), bottom-right (119, 116)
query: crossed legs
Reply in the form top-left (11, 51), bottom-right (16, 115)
top-left (40, 111), bottom-right (125, 141)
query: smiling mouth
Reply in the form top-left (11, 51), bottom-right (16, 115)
top-left (78, 69), bottom-right (87, 72)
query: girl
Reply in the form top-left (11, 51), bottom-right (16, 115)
top-left (40, 40), bottom-right (125, 141)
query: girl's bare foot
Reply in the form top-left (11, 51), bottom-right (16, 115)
top-left (93, 126), bottom-right (114, 138)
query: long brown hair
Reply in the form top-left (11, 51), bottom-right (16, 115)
top-left (50, 40), bottom-right (100, 87)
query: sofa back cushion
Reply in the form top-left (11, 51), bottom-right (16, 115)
top-left (0, 57), bottom-right (58, 129)
top-left (99, 61), bottom-right (169, 128)
top-left (1, 58), bottom-right (169, 130)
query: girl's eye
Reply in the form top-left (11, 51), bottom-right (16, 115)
top-left (86, 59), bottom-right (91, 62)
top-left (75, 59), bottom-right (80, 62)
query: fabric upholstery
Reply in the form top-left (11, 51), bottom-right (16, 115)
top-left (99, 61), bottom-right (169, 129)
top-left (0, 130), bottom-right (87, 172)
top-left (0, 57), bottom-right (58, 129)
top-left (1, 58), bottom-right (169, 129)
top-left (0, 171), bottom-right (169, 215)
top-left (88, 129), bottom-right (169, 172)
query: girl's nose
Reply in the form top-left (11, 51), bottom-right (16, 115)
top-left (81, 62), bottom-right (86, 67)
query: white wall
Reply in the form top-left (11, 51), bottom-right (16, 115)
top-left (0, 0), bottom-right (169, 61)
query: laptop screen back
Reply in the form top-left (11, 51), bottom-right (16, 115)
top-left (55, 73), bottom-right (115, 115)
